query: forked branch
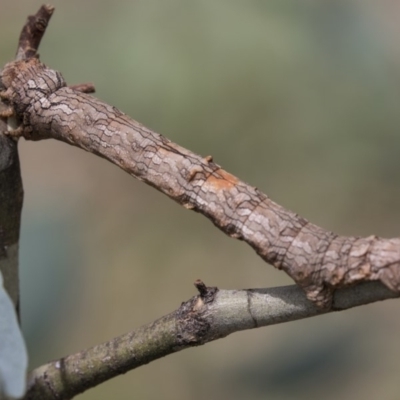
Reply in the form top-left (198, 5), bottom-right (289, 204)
top-left (0, 5), bottom-right (399, 399)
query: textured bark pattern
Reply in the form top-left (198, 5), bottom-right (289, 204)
top-left (1, 58), bottom-right (400, 309)
top-left (15, 5), bottom-right (54, 61)
top-left (0, 4), bottom-right (53, 315)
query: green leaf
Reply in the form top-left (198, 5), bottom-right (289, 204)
top-left (0, 271), bottom-right (27, 399)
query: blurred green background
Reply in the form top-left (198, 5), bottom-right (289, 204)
top-left (1, 1), bottom-right (400, 399)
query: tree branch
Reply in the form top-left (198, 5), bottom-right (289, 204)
top-left (0, 130), bottom-right (23, 312)
top-left (0, 2), bottom-right (54, 316)
top-left (0, 4), bottom-right (92, 315)
top-left (0, 56), bottom-right (399, 309)
top-left (0, 5), bottom-right (398, 399)
top-left (15, 4), bottom-right (54, 61)
top-left (25, 280), bottom-right (398, 400)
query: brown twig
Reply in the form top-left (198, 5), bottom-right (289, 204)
top-left (0, 4), bottom-right (49, 311)
top-left (0, 4), bottom-right (397, 399)
top-left (15, 4), bottom-right (54, 61)
top-left (1, 56), bottom-right (399, 309)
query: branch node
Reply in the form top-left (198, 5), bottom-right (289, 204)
top-left (194, 279), bottom-right (218, 303)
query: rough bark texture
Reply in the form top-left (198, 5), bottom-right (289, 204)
top-left (15, 4), bottom-right (54, 61)
top-left (1, 57), bottom-right (399, 309)
top-left (0, 3), bottom-right (54, 316)
top-left (1, 5), bottom-right (399, 399)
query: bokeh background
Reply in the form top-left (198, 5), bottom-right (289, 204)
top-left (1, 1), bottom-right (400, 399)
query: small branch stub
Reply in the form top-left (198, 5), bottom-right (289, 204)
top-left (68, 83), bottom-right (96, 94)
top-left (194, 279), bottom-right (218, 304)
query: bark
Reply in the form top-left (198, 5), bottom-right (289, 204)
top-left (25, 280), bottom-right (398, 400)
top-left (1, 56), bottom-right (400, 309)
top-left (0, 5), bottom-right (399, 399)
top-left (0, 130), bottom-right (22, 311)
top-left (0, 3), bottom-right (51, 311)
